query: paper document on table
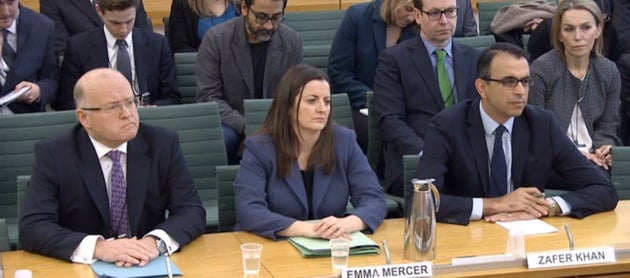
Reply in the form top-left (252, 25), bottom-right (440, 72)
top-left (91, 255), bottom-right (182, 278)
top-left (288, 231), bottom-right (380, 257)
top-left (0, 86), bottom-right (30, 106)
top-left (496, 219), bottom-right (558, 235)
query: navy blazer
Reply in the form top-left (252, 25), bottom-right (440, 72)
top-left (39, 0), bottom-right (149, 57)
top-left (56, 27), bottom-right (180, 110)
top-left (234, 127), bottom-right (387, 240)
top-left (327, 0), bottom-right (416, 110)
top-left (373, 35), bottom-right (480, 194)
top-left (2, 6), bottom-right (58, 113)
top-left (415, 99), bottom-right (618, 225)
top-left (20, 123), bottom-right (206, 261)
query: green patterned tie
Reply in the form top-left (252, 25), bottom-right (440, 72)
top-left (436, 49), bottom-right (453, 107)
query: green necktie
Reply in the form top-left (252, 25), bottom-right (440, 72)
top-left (436, 49), bottom-right (453, 107)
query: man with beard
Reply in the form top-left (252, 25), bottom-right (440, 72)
top-left (414, 43), bottom-right (617, 225)
top-left (196, 0), bottom-right (302, 165)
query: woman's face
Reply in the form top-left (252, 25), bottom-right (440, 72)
top-left (291, 80), bottom-right (331, 136)
top-left (394, 2), bottom-right (415, 28)
top-left (559, 9), bottom-right (601, 60)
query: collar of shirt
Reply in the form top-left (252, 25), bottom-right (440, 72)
top-left (88, 135), bottom-right (128, 159)
top-left (479, 100), bottom-right (514, 136)
top-left (419, 32), bottom-right (453, 60)
top-left (3, 18), bottom-right (18, 53)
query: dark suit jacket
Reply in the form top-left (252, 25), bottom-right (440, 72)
top-left (234, 127), bottom-right (387, 240)
top-left (2, 6), bottom-right (58, 113)
top-left (196, 16), bottom-right (302, 133)
top-left (618, 53), bottom-right (630, 145)
top-left (39, 0), bottom-right (150, 58)
top-left (168, 0), bottom-right (240, 53)
top-left (455, 0), bottom-right (478, 37)
top-left (56, 28), bottom-right (180, 110)
top-left (327, 0), bottom-right (416, 110)
top-left (373, 35), bottom-right (480, 194)
top-left (19, 123), bottom-right (206, 261)
top-left (415, 98), bottom-right (618, 225)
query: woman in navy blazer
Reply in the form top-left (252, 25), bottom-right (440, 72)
top-left (234, 64), bottom-right (387, 240)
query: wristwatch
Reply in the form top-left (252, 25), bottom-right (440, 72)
top-left (156, 238), bottom-right (168, 255)
top-left (546, 198), bottom-right (558, 217)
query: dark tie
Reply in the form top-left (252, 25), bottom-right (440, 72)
top-left (3, 29), bottom-right (16, 70)
top-left (489, 125), bottom-right (508, 197)
top-left (435, 49), bottom-right (453, 107)
top-left (115, 39), bottom-right (132, 84)
top-left (107, 150), bottom-right (129, 237)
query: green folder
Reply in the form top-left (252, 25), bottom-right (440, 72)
top-left (288, 231), bottom-right (380, 258)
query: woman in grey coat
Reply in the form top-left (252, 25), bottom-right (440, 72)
top-left (529, 0), bottom-right (620, 171)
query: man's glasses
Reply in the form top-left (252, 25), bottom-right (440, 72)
top-left (248, 8), bottom-right (284, 25)
top-left (421, 7), bottom-right (458, 21)
top-left (80, 97), bottom-right (138, 114)
top-left (482, 77), bottom-right (532, 88)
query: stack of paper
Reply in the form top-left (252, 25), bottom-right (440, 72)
top-left (496, 219), bottom-right (559, 235)
top-left (91, 255), bottom-right (182, 277)
top-left (288, 231), bottom-right (380, 257)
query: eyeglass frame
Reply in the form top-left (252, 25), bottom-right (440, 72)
top-left (481, 77), bottom-right (533, 88)
top-left (247, 7), bottom-right (285, 25)
top-left (79, 96), bottom-right (139, 113)
top-left (420, 7), bottom-right (459, 21)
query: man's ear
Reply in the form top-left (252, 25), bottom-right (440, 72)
top-left (475, 78), bottom-right (487, 99)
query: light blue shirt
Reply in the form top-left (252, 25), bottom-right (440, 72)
top-left (419, 33), bottom-right (457, 103)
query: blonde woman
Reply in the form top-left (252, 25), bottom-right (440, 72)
top-left (529, 0), bottom-right (621, 172)
top-left (168, 0), bottom-right (241, 52)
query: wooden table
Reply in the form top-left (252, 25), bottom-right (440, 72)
top-left (3, 201), bottom-right (630, 277)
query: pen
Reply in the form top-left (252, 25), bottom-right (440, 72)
top-left (165, 255), bottom-right (173, 278)
top-left (564, 224), bottom-right (575, 250)
top-left (382, 240), bottom-right (391, 265)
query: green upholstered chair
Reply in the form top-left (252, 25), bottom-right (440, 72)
top-left (402, 154), bottom-right (421, 209)
top-left (612, 147), bottom-right (630, 200)
top-left (243, 98), bottom-right (272, 136)
top-left (216, 165), bottom-right (240, 232)
top-left (477, 1), bottom-right (519, 36)
top-left (331, 93), bottom-right (354, 130)
top-left (0, 110), bottom-right (77, 248)
top-left (283, 10), bottom-right (345, 41)
top-left (454, 35), bottom-right (497, 51)
top-left (138, 102), bottom-right (227, 231)
top-left (15, 175), bottom-right (29, 250)
top-left (303, 44), bottom-right (332, 74)
top-left (0, 218), bottom-right (9, 251)
top-left (174, 52), bottom-right (198, 104)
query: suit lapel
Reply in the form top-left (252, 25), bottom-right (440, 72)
top-left (311, 166), bottom-right (333, 215)
top-left (71, 0), bottom-right (102, 26)
top-left (131, 30), bottom-right (146, 92)
top-left (452, 42), bottom-right (472, 101)
top-left (231, 18), bottom-right (255, 98)
top-left (75, 126), bottom-right (110, 229)
top-left (371, 3), bottom-right (386, 53)
top-left (263, 28), bottom-right (286, 98)
top-left (465, 100), bottom-right (491, 195)
top-left (511, 114), bottom-right (530, 188)
top-left (282, 163), bottom-right (309, 213)
top-left (90, 31), bottom-right (111, 68)
top-left (7, 8), bottom-right (31, 88)
top-left (125, 130), bottom-right (151, 237)
top-left (408, 36), bottom-right (444, 109)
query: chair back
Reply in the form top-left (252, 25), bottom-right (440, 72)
top-left (174, 52), bottom-right (198, 104)
top-left (403, 154), bottom-right (422, 209)
top-left (0, 218), bottom-right (9, 251)
top-left (16, 175), bottom-right (29, 250)
top-left (454, 35), bottom-right (497, 51)
top-left (612, 146), bottom-right (630, 200)
top-left (217, 165), bottom-right (240, 232)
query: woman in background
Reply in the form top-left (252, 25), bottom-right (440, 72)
top-left (529, 0), bottom-right (620, 172)
top-left (168, 0), bottom-right (240, 53)
top-left (234, 64), bottom-right (387, 240)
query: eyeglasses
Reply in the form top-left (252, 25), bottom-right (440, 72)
top-left (80, 97), bottom-right (138, 114)
top-left (482, 77), bottom-right (532, 88)
top-left (248, 8), bottom-right (284, 25)
top-left (421, 7), bottom-right (458, 21)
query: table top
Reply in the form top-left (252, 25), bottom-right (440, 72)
top-left (3, 201), bottom-right (630, 277)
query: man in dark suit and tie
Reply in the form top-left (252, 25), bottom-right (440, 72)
top-left (373, 0), bottom-right (481, 196)
top-left (39, 0), bottom-right (150, 58)
top-left (0, 0), bottom-right (58, 114)
top-left (55, 0), bottom-right (180, 110)
top-left (415, 43), bottom-right (618, 226)
top-left (20, 68), bottom-right (206, 265)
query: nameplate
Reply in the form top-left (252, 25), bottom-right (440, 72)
top-left (526, 247), bottom-right (616, 269)
top-left (341, 262), bottom-right (432, 278)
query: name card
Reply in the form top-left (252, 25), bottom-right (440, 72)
top-left (342, 262), bottom-right (432, 278)
top-left (527, 247), bottom-right (616, 269)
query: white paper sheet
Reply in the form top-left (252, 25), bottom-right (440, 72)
top-left (496, 219), bottom-right (558, 235)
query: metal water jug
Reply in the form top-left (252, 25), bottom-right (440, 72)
top-left (404, 178), bottom-right (440, 261)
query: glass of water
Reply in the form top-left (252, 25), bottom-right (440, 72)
top-left (330, 238), bottom-right (350, 271)
top-left (240, 243), bottom-right (263, 275)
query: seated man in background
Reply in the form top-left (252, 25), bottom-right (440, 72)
top-left (0, 0), bottom-right (58, 114)
top-left (414, 43), bottom-right (618, 225)
top-left (196, 0), bottom-right (302, 165)
top-left (373, 0), bottom-right (480, 196)
top-left (55, 0), bottom-right (180, 110)
top-left (39, 0), bottom-right (150, 58)
top-left (20, 68), bottom-right (206, 265)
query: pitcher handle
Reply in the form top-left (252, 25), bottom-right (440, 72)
top-left (430, 184), bottom-right (440, 213)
